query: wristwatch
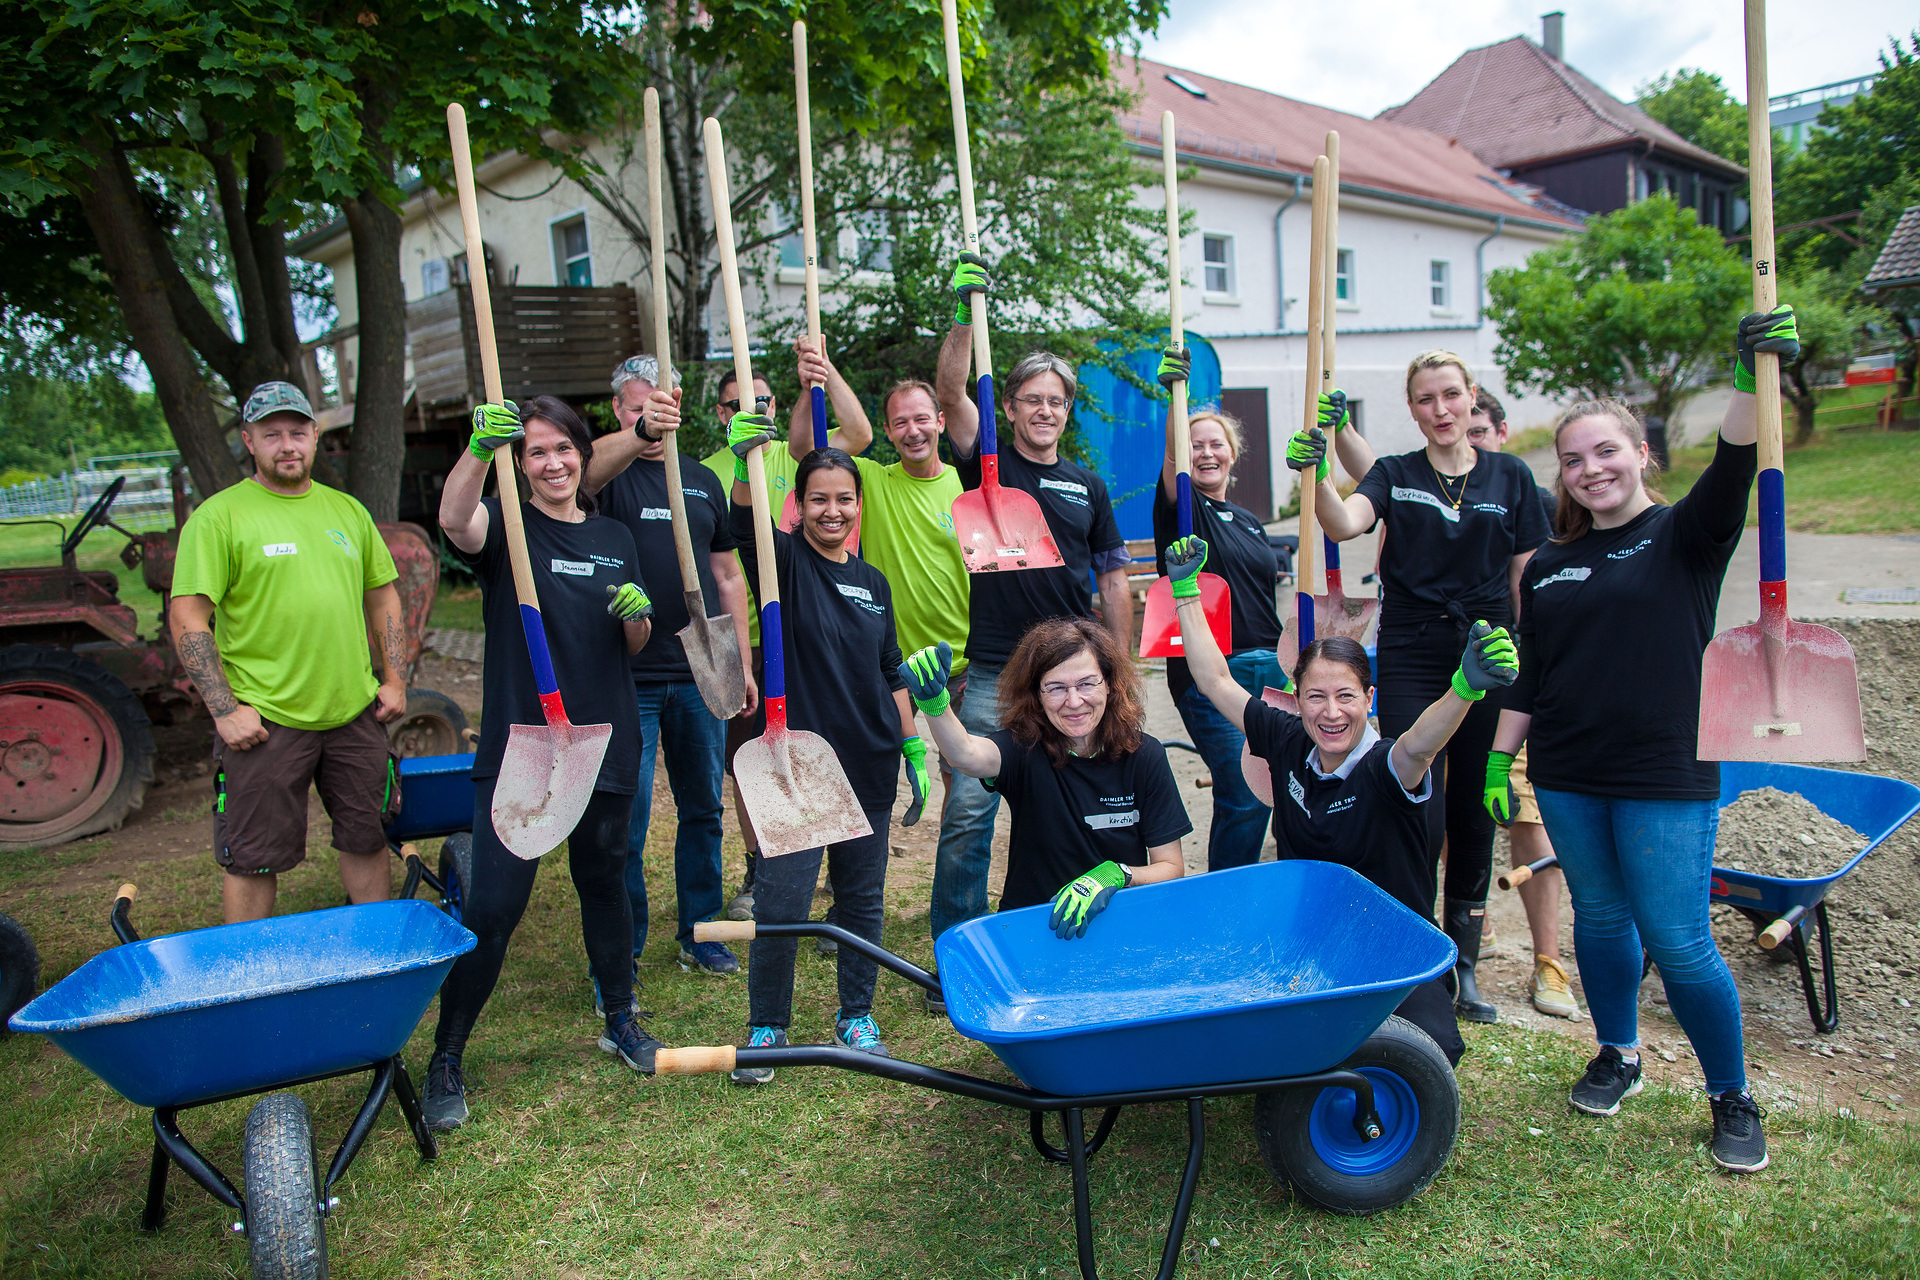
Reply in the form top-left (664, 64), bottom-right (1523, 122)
top-left (1120, 863), bottom-right (1135, 888)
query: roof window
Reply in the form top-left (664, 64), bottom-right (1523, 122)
top-left (1165, 73), bottom-right (1208, 99)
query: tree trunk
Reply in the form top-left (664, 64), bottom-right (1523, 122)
top-left (1786, 362), bottom-right (1818, 446)
top-left (342, 189), bottom-right (407, 521)
top-left (244, 135), bottom-right (307, 379)
top-left (73, 143), bottom-right (239, 499)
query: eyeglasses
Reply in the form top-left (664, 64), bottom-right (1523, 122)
top-left (1040, 675), bottom-right (1105, 704)
top-left (1013, 394), bottom-right (1071, 411)
top-left (721, 395), bottom-right (774, 413)
top-left (1465, 424), bottom-right (1496, 442)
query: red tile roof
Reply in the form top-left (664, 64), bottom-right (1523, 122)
top-left (1863, 205), bottom-right (1920, 292)
top-left (1378, 37), bottom-right (1744, 179)
top-left (1117, 56), bottom-right (1584, 230)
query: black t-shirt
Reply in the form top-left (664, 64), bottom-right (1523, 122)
top-left (985, 730), bottom-right (1193, 912)
top-left (730, 504), bottom-right (906, 813)
top-left (1354, 447), bottom-right (1549, 632)
top-left (596, 453), bottom-right (738, 684)
top-left (1513, 436), bottom-right (1757, 800)
top-left (1535, 482), bottom-right (1559, 529)
top-left (1151, 482), bottom-right (1282, 702)
top-left (1240, 698), bottom-right (1436, 921)
top-left (460, 498), bottom-right (643, 794)
top-left (952, 444), bottom-right (1125, 666)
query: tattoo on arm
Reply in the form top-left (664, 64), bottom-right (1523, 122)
top-left (383, 612), bottom-right (407, 680)
top-left (176, 629), bottom-right (240, 717)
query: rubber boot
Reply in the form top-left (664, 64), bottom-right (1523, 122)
top-left (1444, 898), bottom-right (1499, 1024)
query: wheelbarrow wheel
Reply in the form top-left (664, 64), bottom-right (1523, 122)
top-left (243, 1093), bottom-right (328, 1280)
top-left (1255, 1015), bottom-right (1458, 1216)
top-left (0, 910), bottom-right (39, 1029)
top-left (438, 832), bottom-right (472, 924)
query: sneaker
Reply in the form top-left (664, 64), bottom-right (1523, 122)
top-left (1481, 918), bottom-right (1498, 948)
top-left (678, 940), bottom-right (741, 975)
top-left (421, 1050), bottom-right (468, 1132)
top-left (591, 958), bottom-right (640, 1018)
top-left (1709, 1091), bottom-right (1770, 1173)
top-left (730, 1025), bottom-right (786, 1086)
top-left (599, 1011), bottom-right (666, 1074)
top-left (1569, 1045), bottom-right (1644, 1116)
top-left (725, 879), bottom-right (755, 922)
top-left (1529, 954), bottom-right (1579, 1018)
top-left (835, 1012), bottom-right (890, 1058)
top-left (923, 989), bottom-right (947, 1018)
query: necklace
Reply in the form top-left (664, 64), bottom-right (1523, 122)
top-left (1429, 463), bottom-right (1469, 509)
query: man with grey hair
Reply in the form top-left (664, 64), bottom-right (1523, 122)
top-left (585, 355), bottom-right (757, 990)
top-left (927, 255), bottom-right (1130, 982)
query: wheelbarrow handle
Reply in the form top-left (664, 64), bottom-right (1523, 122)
top-left (1759, 904), bottom-right (1808, 951)
top-left (111, 883), bottom-right (140, 945)
top-left (657, 1045), bottom-right (737, 1075)
top-left (1498, 854), bottom-right (1558, 891)
top-left (694, 920), bottom-right (755, 942)
top-left (694, 920), bottom-right (941, 995)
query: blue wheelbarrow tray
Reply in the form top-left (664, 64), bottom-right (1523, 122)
top-left (936, 860), bottom-right (1457, 1097)
top-left (9, 899), bottom-right (475, 1109)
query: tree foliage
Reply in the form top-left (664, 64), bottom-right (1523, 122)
top-left (1776, 268), bottom-right (1883, 443)
top-left (0, 373), bottom-right (174, 480)
top-left (1778, 34), bottom-right (1920, 272)
top-left (1637, 69), bottom-right (1750, 169)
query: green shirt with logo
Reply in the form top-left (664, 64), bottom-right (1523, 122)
top-left (173, 479), bottom-right (399, 731)
top-left (852, 457), bottom-right (970, 675)
top-left (702, 444), bottom-right (800, 649)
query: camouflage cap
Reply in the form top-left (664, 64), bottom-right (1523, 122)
top-left (241, 381), bottom-right (314, 423)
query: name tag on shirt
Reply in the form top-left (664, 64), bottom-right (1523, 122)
top-left (262, 542), bottom-right (298, 557)
top-left (1535, 566), bottom-right (1592, 588)
top-left (1390, 486), bottom-right (1459, 523)
top-left (1083, 810), bottom-right (1140, 830)
top-left (551, 559), bottom-right (596, 576)
top-left (1039, 478), bottom-right (1091, 506)
top-left (640, 507), bottom-right (672, 520)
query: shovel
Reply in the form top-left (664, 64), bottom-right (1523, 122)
top-left (1696, 0), bottom-right (1865, 764)
top-left (448, 104), bottom-right (611, 859)
top-left (1140, 108), bottom-right (1231, 658)
top-left (940, 0), bottom-right (1063, 574)
top-left (1280, 154), bottom-right (1333, 670)
top-left (705, 115), bottom-right (871, 857)
top-left (1315, 536), bottom-right (1378, 642)
top-left (645, 88), bottom-right (746, 721)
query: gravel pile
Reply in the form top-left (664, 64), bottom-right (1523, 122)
top-left (1716, 786), bottom-right (1867, 881)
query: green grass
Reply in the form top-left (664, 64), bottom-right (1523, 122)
top-left (4, 821), bottom-right (1918, 1278)
top-left (0, 516), bottom-right (167, 639)
top-left (1660, 423), bottom-right (1920, 534)
top-left (428, 583), bottom-right (484, 633)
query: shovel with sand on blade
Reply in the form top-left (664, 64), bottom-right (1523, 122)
top-left (447, 103), bottom-right (611, 858)
top-left (1696, 0), bottom-right (1864, 764)
top-left (644, 88), bottom-right (746, 720)
top-left (940, 0), bottom-right (1062, 575)
top-left (705, 115), bottom-right (871, 858)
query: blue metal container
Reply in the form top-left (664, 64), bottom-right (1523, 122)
top-left (1711, 761), bottom-right (1920, 917)
top-left (385, 752), bottom-right (477, 844)
top-left (8, 900), bottom-right (475, 1108)
top-left (936, 860), bottom-right (1455, 1097)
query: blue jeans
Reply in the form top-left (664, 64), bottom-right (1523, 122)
top-left (930, 659), bottom-right (1003, 939)
top-left (1533, 788), bottom-right (1746, 1094)
top-left (1174, 649), bottom-right (1281, 871)
top-left (626, 680), bottom-right (727, 954)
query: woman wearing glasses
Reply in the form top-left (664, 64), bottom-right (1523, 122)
top-left (901, 617), bottom-right (1190, 942)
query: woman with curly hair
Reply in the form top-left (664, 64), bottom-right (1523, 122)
top-left (901, 617), bottom-right (1191, 941)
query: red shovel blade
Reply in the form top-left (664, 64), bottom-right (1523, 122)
top-left (490, 720), bottom-right (614, 860)
top-left (732, 724), bottom-right (873, 857)
top-left (1240, 686), bottom-right (1297, 807)
top-left (1139, 573), bottom-right (1231, 658)
top-left (952, 484), bottom-right (1063, 573)
top-left (1316, 573), bottom-right (1378, 644)
top-left (779, 490), bottom-right (860, 553)
top-left (1698, 615), bottom-right (1866, 763)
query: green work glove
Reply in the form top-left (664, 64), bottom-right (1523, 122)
top-left (1484, 750), bottom-right (1517, 827)
top-left (727, 411), bottom-right (778, 484)
top-left (605, 582), bottom-right (653, 621)
top-left (1157, 345), bottom-right (1191, 390)
top-left (1317, 389), bottom-right (1351, 434)
top-left (1285, 427), bottom-right (1330, 483)
top-left (1165, 535), bottom-right (1208, 600)
top-left (897, 641), bottom-right (954, 718)
top-left (468, 400), bottom-right (523, 460)
top-left (1451, 621), bottom-right (1519, 702)
top-left (950, 252), bottom-right (992, 326)
top-left (1049, 861), bottom-right (1127, 940)
top-left (901, 737), bottom-right (931, 827)
top-left (1733, 304), bottom-right (1800, 392)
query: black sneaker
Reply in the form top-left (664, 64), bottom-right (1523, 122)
top-left (422, 1050), bottom-right (468, 1132)
top-left (1709, 1091), bottom-right (1769, 1173)
top-left (599, 1010), bottom-right (665, 1074)
top-left (1569, 1046), bottom-right (1644, 1116)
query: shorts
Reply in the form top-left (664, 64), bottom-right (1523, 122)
top-left (214, 701), bottom-right (398, 875)
top-left (1509, 744), bottom-right (1542, 827)
top-left (724, 647), bottom-right (767, 777)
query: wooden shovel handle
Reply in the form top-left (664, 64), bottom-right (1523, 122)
top-left (794, 22), bottom-right (823, 352)
top-left (1323, 131), bottom-right (1340, 386)
top-left (1296, 154), bottom-right (1331, 599)
top-left (694, 920), bottom-right (756, 943)
top-left (1162, 112), bottom-right (1192, 511)
top-left (655, 1045), bottom-right (738, 1075)
top-left (644, 89), bottom-right (701, 596)
top-left (941, 0), bottom-right (992, 377)
top-left (1744, 0), bottom-right (1783, 477)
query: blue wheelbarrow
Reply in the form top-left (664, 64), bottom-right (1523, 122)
top-left (8, 888), bottom-right (474, 1279)
top-left (665, 860), bottom-right (1461, 1279)
top-left (1501, 761), bottom-right (1920, 1035)
top-left (385, 752), bottom-right (479, 923)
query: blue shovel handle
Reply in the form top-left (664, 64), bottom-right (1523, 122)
top-left (977, 374), bottom-right (997, 457)
top-left (1176, 471), bottom-right (1193, 540)
top-left (810, 385), bottom-right (829, 452)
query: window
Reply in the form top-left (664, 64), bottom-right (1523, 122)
top-left (551, 214), bottom-right (592, 286)
top-left (1429, 260), bottom-right (1451, 310)
top-left (1335, 248), bottom-right (1355, 302)
top-left (1203, 233), bottom-right (1235, 296)
top-left (1345, 399), bottom-right (1364, 435)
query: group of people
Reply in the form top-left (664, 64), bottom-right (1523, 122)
top-left (170, 251), bottom-right (1800, 1176)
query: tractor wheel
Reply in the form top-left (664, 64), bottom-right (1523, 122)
top-left (0, 645), bottom-right (155, 851)
top-left (386, 688), bottom-right (471, 759)
top-left (0, 911), bottom-right (39, 1030)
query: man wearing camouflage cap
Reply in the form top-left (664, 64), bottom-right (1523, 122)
top-left (170, 381), bottom-right (410, 923)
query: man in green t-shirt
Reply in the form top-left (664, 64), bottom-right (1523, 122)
top-left (170, 381), bottom-right (407, 923)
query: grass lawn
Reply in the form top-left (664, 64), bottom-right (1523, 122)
top-left (0, 516), bottom-right (167, 638)
top-left (1660, 423), bottom-right (1920, 535)
top-left (428, 583), bottom-right (485, 632)
top-left (4, 824), bottom-right (1918, 1278)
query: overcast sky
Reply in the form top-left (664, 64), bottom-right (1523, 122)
top-left (1139, 0), bottom-right (1912, 119)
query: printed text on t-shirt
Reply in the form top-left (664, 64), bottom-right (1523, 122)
top-left (1391, 486), bottom-right (1459, 523)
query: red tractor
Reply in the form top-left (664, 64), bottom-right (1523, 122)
top-left (0, 472), bottom-right (470, 850)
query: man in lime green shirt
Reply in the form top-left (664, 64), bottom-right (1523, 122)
top-left (170, 381), bottom-right (407, 923)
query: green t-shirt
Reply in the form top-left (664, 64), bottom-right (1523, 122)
top-left (702, 445), bottom-right (801, 648)
top-left (852, 457), bottom-right (970, 675)
top-left (172, 479), bottom-right (399, 731)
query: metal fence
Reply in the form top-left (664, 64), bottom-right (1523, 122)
top-left (0, 453), bottom-right (184, 531)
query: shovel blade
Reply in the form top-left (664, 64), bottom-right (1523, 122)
top-left (1315, 585), bottom-right (1378, 643)
top-left (491, 720), bottom-right (614, 860)
top-left (1240, 686), bottom-right (1298, 807)
top-left (1698, 619), bottom-right (1866, 763)
top-left (732, 727), bottom-right (872, 857)
top-left (678, 590), bottom-right (746, 719)
top-left (1139, 574), bottom-right (1231, 658)
top-left (952, 487), bottom-right (1063, 573)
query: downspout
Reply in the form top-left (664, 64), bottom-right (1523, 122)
top-left (1273, 174), bottom-right (1306, 331)
top-left (1474, 214), bottom-right (1506, 326)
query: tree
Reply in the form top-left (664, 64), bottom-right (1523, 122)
top-left (1485, 194), bottom-right (1750, 423)
top-left (1843, 173), bottom-right (1920, 398)
top-left (1777, 268), bottom-right (1882, 443)
top-left (1778, 34), bottom-right (1920, 273)
top-left (1637, 69), bottom-right (1750, 168)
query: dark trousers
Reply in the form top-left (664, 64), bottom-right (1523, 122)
top-left (1394, 979), bottom-right (1465, 1066)
top-left (747, 807), bottom-right (892, 1028)
top-left (434, 779), bottom-right (635, 1056)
